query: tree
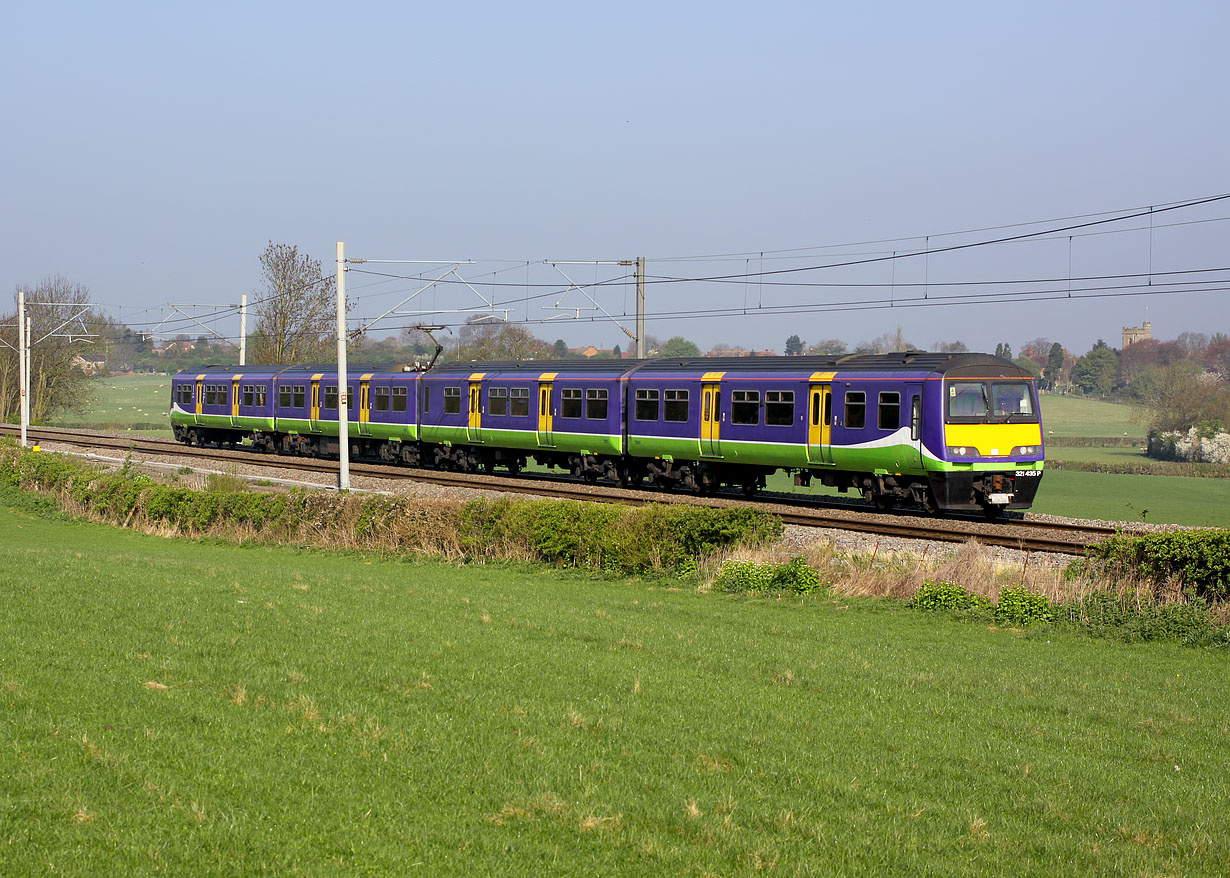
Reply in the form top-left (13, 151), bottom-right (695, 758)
top-left (661, 336), bottom-right (701, 358)
top-left (551, 339), bottom-right (569, 358)
top-left (1044, 342), bottom-right (1065, 389)
top-left (994, 342), bottom-right (1013, 360)
top-left (1147, 362), bottom-right (1230, 432)
top-left (611, 343), bottom-right (622, 360)
top-left (933, 339), bottom-right (968, 354)
top-left (1071, 344), bottom-right (1119, 397)
top-left (0, 276), bottom-right (94, 422)
top-left (455, 322), bottom-right (550, 361)
top-left (809, 338), bottom-right (847, 355)
top-left (784, 334), bottom-right (804, 356)
top-left (250, 242), bottom-right (338, 364)
top-left (1013, 355), bottom-right (1042, 379)
top-left (1021, 337), bottom-right (1052, 369)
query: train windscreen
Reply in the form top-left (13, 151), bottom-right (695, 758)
top-left (946, 380), bottom-right (1037, 423)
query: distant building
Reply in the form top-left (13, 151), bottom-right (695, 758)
top-left (1122, 321), bottom-right (1152, 347)
top-left (703, 348), bottom-right (777, 358)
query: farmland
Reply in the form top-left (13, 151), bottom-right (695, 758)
top-left (1038, 394), bottom-right (1147, 440)
top-left (3, 488), bottom-right (1229, 875)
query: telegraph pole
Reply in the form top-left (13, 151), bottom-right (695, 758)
top-left (17, 289), bottom-right (27, 447)
top-left (238, 294), bottom-right (247, 366)
top-left (635, 256), bottom-right (645, 359)
top-left (336, 242), bottom-right (350, 490)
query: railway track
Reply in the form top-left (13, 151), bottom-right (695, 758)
top-left (5, 425), bottom-right (1121, 555)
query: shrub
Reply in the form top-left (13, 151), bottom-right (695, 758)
top-left (1057, 590), bottom-right (1225, 646)
top-left (714, 557), bottom-right (825, 594)
top-left (1088, 530), bottom-right (1230, 600)
top-left (994, 587), bottom-right (1054, 626)
top-left (908, 579), bottom-right (990, 613)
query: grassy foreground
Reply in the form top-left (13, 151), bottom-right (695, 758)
top-left (2, 491), bottom-right (1228, 875)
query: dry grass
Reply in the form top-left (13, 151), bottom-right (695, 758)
top-left (699, 537), bottom-right (1187, 607)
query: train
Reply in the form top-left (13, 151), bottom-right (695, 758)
top-left (170, 351), bottom-right (1045, 516)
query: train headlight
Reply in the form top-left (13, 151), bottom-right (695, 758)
top-left (946, 446), bottom-right (974, 457)
top-left (1011, 445), bottom-right (1040, 456)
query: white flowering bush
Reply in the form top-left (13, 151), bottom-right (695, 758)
top-left (1148, 427), bottom-right (1230, 464)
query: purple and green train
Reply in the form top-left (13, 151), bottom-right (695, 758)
top-left (171, 351), bottom-right (1044, 515)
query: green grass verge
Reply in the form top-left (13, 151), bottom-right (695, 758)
top-left (1040, 394), bottom-right (1148, 439)
top-left (3, 489), bottom-right (1230, 875)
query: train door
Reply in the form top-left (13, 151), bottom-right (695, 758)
top-left (536, 372), bottom-right (556, 447)
top-left (358, 374), bottom-right (372, 436)
top-left (700, 379), bottom-right (721, 457)
top-left (309, 373), bottom-right (323, 432)
top-left (467, 375), bottom-right (484, 443)
top-left (230, 375), bottom-right (242, 427)
top-left (806, 372), bottom-right (835, 464)
top-left (906, 381), bottom-right (923, 470)
top-left (194, 375), bottom-right (204, 423)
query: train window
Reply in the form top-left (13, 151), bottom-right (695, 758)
top-left (878, 392), bottom-right (900, 430)
top-left (766, 390), bottom-right (794, 426)
top-left (203, 385), bottom-right (214, 406)
top-left (374, 386), bottom-right (390, 411)
top-left (845, 391), bottom-right (866, 429)
top-left (324, 386), bottom-right (338, 410)
top-left (561, 388), bottom-right (583, 418)
top-left (510, 387), bottom-right (530, 417)
top-left (242, 385), bottom-right (254, 407)
top-left (635, 388), bottom-right (660, 421)
top-left (489, 387), bottom-right (509, 416)
top-left (256, 386), bottom-right (267, 408)
top-left (391, 386), bottom-right (407, 412)
top-left (175, 385), bottom-right (189, 405)
top-left (443, 386), bottom-right (461, 414)
top-left (586, 388), bottom-right (608, 420)
top-left (293, 385), bottom-right (306, 409)
top-left (422, 386), bottom-right (431, 413)
top-left (279, 386), bottom-right (292, 409)
top-left (664, 389), bottom-right (689, 422)
top-left (219, 385), bottom-right (228, 406)
top-left (811, 392), bottom-right (820, 426)
top-left (732, 390), bottom-right (760, 425)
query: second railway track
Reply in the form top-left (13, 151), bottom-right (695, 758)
top-left (6, 425), bottom-right (1124, 555)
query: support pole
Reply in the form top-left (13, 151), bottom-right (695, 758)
top-left (635, 256), bottom-right (645, 359)
top-left (336, 242), bottom-right (350, 490)
top-left (17, 290), bottom-right (27, 447)
top-left (239, 294), bottom-right (247, 366)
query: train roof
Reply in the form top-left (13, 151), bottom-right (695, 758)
top-left (174, 352), bottom-right (1032, 381)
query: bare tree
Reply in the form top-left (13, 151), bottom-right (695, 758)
top-left (250, 243), bottom-right (338, 364)
top-left (1, 276), bottom-right (94, 422)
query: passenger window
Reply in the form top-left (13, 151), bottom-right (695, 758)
top-left (664, 389), bottom-right (689, 422)
top-left (765, 390), bottom-right (794, 426)
top-left (561, 388), bottom-right (583, 418)
top-left (423, 385), bottom-right (430, 413)
top-left (392, 387), bottom-right (407, 412)
top-left (443, 387), bottom-right (461, 414)
top-left (586, 388), bottom-right (608, 420)
top-left (732, 390), bottom-right (759, 425)
top-left (374, 386), bottom-right (390, 412)
top-left (845, 391), bottom-right (866, 429)
top-left (293, 385), bottom-right (305, 409)
top-left (325, 386), bottom-right (338, 410)
top-left (510, 387), bottom-right (529, 417)
top-left (489, 387), bottom-right (509, 416)
top-left (636, 388), bottom-right (659, 421)
top-left (279, 386), bottom-right (292, 409)
top-left (878, 391), bottom-right (900, 430)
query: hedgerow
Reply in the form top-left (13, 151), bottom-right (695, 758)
top-left (0, 445), bottom-right (780, 574)
top-left (1085, 530), bottom-right (1230, 600)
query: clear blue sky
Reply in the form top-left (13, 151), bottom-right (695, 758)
top-left (4, 1), bottom-right (1228, 356)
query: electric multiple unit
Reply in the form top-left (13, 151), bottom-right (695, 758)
top-left (172, 352), bottom-right (1044, 515)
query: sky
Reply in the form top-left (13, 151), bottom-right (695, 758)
top-left (3, 0), bottom-right (1229, 357)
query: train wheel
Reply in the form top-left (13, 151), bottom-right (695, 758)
top-left (921, 488), bottom-right (940, 516)
top-left (873, 494), bottom-right (895, 513)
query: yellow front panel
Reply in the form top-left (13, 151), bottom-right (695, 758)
top-left (944, 423), bottom-right (1043, 456)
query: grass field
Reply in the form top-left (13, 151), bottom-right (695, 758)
top-left (1039, 394), bottom-right (1147, 439)
top-left (1030, 469), bottom-right (1230, 526)
top-left (3, 490), bottom-right (1229, 875)
top-left (53, 374), bottom-right (172, 435)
